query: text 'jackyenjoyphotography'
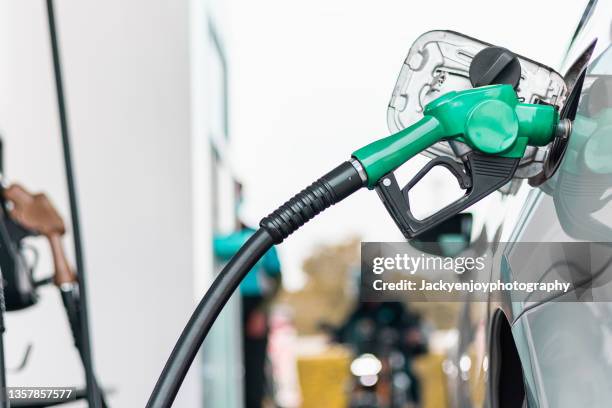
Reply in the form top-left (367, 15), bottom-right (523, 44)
top-left (372, 279), bottom-right (571, 294)
top-left (360, 242), bottom-right (612, 302)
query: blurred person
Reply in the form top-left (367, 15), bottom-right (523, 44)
top-left (267, 306), bottom-right (301, 408)
top-left (213, 219), bottom-right (282, 408)
top-left (334, 301), bottom-right (427, 405)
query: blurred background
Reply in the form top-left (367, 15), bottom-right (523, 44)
top-left (0, 0), bottom-right (589, 407)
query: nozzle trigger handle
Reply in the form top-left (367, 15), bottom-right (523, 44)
top-left (0, 190), bottom-right (37, 242)
top-left (375, 153), bottom-right (519, 239)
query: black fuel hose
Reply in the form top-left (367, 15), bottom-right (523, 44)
top-left (146, 160), bottom-right (365, 407)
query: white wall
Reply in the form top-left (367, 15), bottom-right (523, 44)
top-left (0, 1), bottom-right (209, 406)
top-left (225, 0), bottom-right (589, 289)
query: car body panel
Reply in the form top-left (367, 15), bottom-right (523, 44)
top-left (505, 1), bottom-right (612, 406)
top-left (445, 2), bottom-right (612, 407)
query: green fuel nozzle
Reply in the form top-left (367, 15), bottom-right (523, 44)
top-left (351, 84), bottom-right (567, 238)
top-left (353, 84), bottom-right (560, 187)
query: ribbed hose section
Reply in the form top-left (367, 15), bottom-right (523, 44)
top-left (260, 181), bottom-right (334, 242)
top-left (260, 161), bottom-right (365, 243)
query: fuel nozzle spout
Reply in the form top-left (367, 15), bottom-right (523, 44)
top-left (555, 118), bottom-right (573, 141)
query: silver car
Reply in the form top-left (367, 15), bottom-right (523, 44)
top-left (444, 1), bottom-right (612, 407)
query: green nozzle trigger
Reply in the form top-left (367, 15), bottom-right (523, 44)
top-left (353, 84), bottom-right (559, 188)
top-left (352, 84), bottom-right (561, 239)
